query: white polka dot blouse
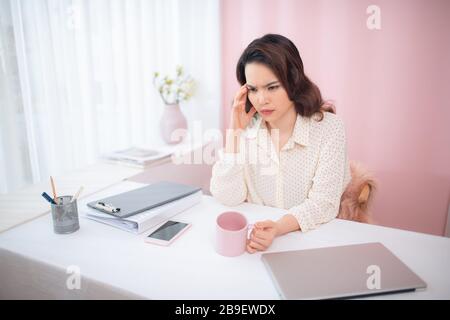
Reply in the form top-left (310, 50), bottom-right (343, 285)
top-left (210, 112), bottom-right (351, 232)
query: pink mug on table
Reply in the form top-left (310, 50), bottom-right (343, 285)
top-left (215, 211), bottom-right (253, 257)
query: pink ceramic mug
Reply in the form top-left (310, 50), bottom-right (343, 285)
top-left (215, 211), bottom-right (253, 257)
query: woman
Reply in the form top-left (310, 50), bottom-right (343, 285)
top-left (210, 34), bottom-right (351, 253)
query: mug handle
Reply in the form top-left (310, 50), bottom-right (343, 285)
top-left (246, 223), bottom-right (255, 240)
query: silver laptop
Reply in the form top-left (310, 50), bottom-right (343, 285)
top-left (261, 242), bottom-right (427, 299)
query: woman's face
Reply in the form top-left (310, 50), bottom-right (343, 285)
top-left (244, 62), bottom-right (294, 121)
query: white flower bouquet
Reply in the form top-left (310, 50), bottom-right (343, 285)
top-left (153, 65), bottom-right (196, 105)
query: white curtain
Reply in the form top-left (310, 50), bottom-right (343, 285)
top-left (0, 0), bottom-right (221, 194)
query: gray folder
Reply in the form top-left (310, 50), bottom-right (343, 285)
top-left (87, 181), bottom-right (201, 218)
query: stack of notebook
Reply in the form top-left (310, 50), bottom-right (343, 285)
top-left (83, 181), bottom-right (202, 234)
top-left (103, 147), bottom-right (173, 169)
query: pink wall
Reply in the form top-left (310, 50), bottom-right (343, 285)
top-left (220, 0), bottom-right (450, 236)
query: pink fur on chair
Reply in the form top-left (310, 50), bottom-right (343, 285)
top-left (338, 161), bottom-right (377, 224)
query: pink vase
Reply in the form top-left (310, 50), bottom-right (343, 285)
top-left (159, 103), bottom-right (188, 144)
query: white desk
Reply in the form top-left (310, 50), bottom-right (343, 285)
top-left (0, 139), bottom-right (211, 234)
top-left (0, 163), bottom-right (142, 234)
top-left (1, 184), bottom-right (450, 299)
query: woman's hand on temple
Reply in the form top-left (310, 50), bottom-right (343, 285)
top-left (230, 84), bottom-right (257, 132)
top-left (225, 85), bottom-right (257, 154)
top-left (246, 220), bottom-right (278, 254)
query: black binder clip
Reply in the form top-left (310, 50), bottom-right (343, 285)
top-left (94, 202), bottom-right (120, 214)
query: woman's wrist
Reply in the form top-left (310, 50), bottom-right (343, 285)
top-left (275, 214), bottom-right (301, 236)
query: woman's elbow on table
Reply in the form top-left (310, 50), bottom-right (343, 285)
top-left (210, 182), bottom-right (247, 207)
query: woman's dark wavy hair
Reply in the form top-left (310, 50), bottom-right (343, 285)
top-left (236, 34), bottom-right (334, 121)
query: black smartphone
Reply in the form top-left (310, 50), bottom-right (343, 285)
top-left (245, 96), bottom-right (253, 113)
top-left (145, 220), bottom-right (191, 246)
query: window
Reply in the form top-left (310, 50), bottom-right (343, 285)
top-left (0, 0), bottom-right (220, 193)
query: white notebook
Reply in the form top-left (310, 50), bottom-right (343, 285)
top-left (104, 147), bottom-right (173, 167)
top-left (81, 181), bottom-right (202, 234)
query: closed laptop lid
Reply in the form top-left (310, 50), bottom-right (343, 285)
top-left (261, 242), bottom-right (427, 300)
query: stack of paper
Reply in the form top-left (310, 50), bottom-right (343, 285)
top-left (102, 138), bottom-right (216, 169)
top-left (103, 147), bottom-right (173, 169)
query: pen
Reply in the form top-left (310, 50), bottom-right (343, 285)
top-left (50, 176), bottom-right (59, 204)
top-left (71, 186), bottom-right (84, 202)
top-left (42, 192), bottom-right (57, 205)
top-left (95, 202), bottom-right (120, 214)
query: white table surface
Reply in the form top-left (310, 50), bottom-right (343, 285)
top-left (1, 182), bottom-right (450, 299)
top-left (0, 163), bottom-right (142, 234)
